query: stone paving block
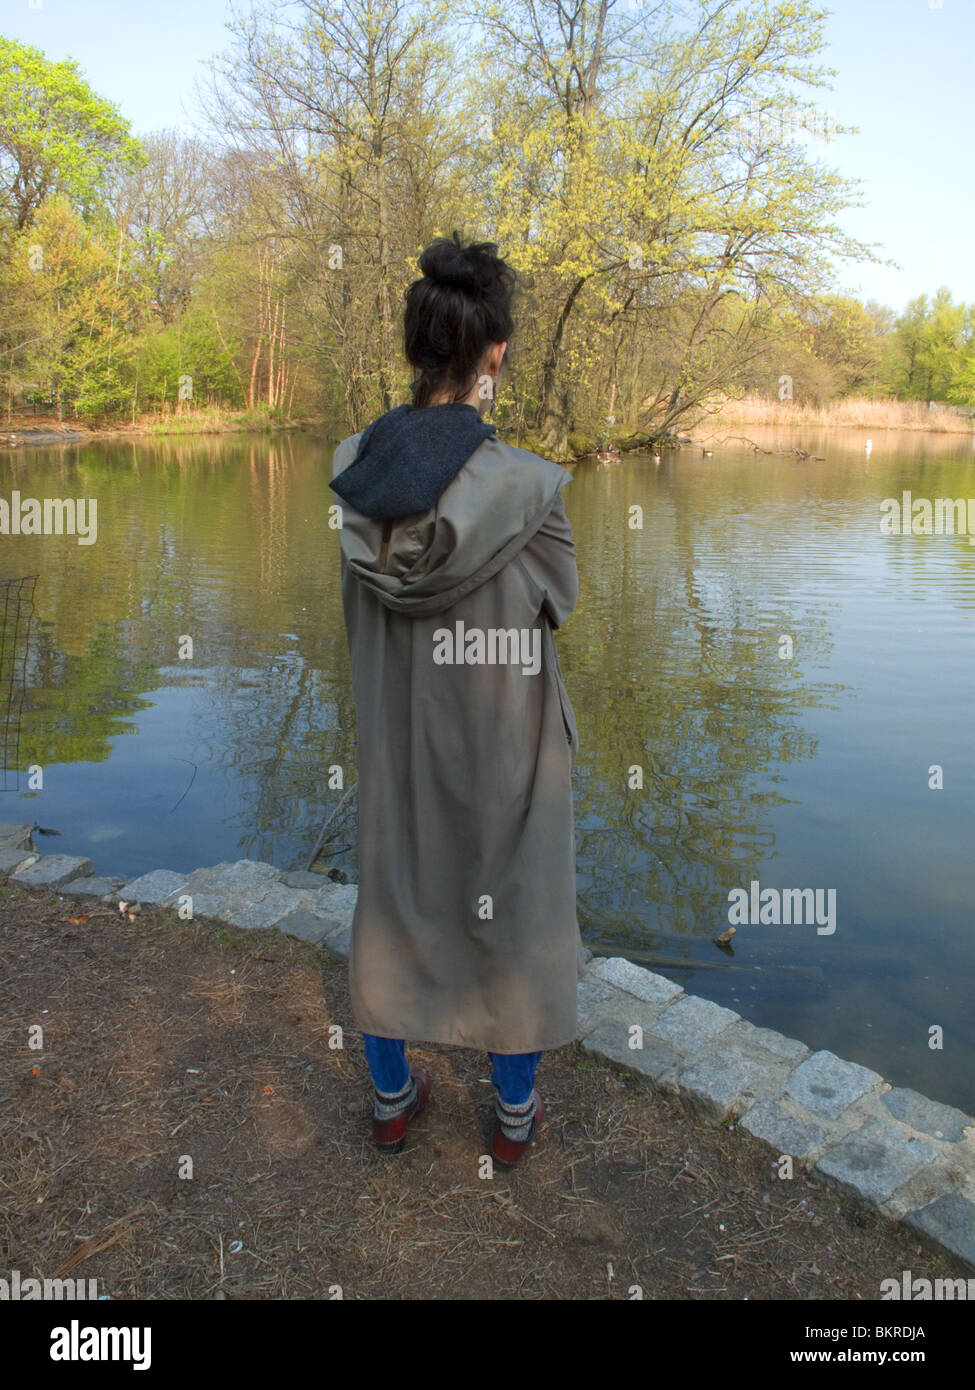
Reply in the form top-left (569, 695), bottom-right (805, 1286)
top-left (63, 876), bottom-right (123, 900)
top-left (587, 956), bottom-right (684, 1009)
top-left (224, 884), bottom-right (304, 929)
top-left (882, 1087), bottom-right (972, 1143)
top-left (182, 893), bottom-right (233, 921)
top-left (814, 1120), bottom-right (940, 1207)
top-left (184, 860), bottom-right (282, 895)
top-left (677, 1052), bottom-right (756, 1123)
top-left (0, 848), bottom-right (38, 874)
top-left (279, 869), bottom-right (329, 890)
top-left (309, 881), bottom-right (357, 909)
top-left (878, 1153), bottom-right (966, 1224)
top-left (308, 883), bottom-right (358, 931)
top-left (0, 823), bottom-right (33, 850)
top-left (117, 869), bottom-right (189, 904)
top-left (784, 1049), bottom-right (883, 1120)
top-left (904, 1193), bottom-right (975, 1274)
top-left (677, 1039), bottom-right (792, 1123)
top-left (738, 1098), bottom-right (827, 1158)
top-left (723, 1018), bottom-right (810, 1064)
top-left (646, 994), bottom-right (740, 1056)
top-left (12, 854), bottom-right (94, 889)
top-left (577, 977), bottom-right (621, 1033)
top-left (276, 908), bottom-right (335, 945)
top-left (584, 989), bottom-right (680, 1047)
top-left (581, 1019), bottom-right (685, 1094)
top-left (322, 922), bottom-right (352, 958)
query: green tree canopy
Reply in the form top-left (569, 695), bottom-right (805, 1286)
top-left (0, 36), bottom-right (143, 233)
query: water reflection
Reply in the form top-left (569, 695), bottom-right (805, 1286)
top-left (1, 425), bottom-right (974, 1108)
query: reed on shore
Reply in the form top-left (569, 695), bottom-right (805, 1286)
top-left (706, 394), bottom-right (975, 434)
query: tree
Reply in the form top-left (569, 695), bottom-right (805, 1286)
top-left (135, 302), bottom-right (243, 412)
top-left (2, 195), bottom-right (144, 420)
top-left (0, 36), bottom-right (143, 234)
top-left (889, 294), bottom-right (930, 398)
top-left (199, 0), bottom-right (461, 428)
top-left (0, 5), bottom-right (950, 434)
top-left (106, 129), bottom-right (215, 325)
top-left (918, 287), bottom-right (967, 400)
top-left (806, 295), bottom-right (885, 396)
top-left (472, 0), bottom-right (881, 452)
top-left (884, 289), bottom-right (972, 402)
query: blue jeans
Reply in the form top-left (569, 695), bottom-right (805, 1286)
top-left (363, 1033), bottom-right (542, 1106)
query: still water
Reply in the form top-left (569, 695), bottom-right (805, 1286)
top-left (2, 426), bottom-right (973, 1109)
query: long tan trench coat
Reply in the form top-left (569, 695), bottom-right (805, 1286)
top-left (332, 431), bottom-right (581, 1053)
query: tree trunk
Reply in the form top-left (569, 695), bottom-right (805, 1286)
top-left (249, 250), bottom-right (267, 410)
top-left (268, 290), bottom-right (279, 407)
top-left (537, 275), bottom-right (587, 454)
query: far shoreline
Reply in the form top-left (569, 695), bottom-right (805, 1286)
top-left (0, 414), bottom-right (332, 450)
top-left (1, 393), bottom-right (973, 454)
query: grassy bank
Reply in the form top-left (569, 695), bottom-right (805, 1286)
top-left (0, 875), bottom-right (961, 1300)
top-left (132, 406), bottom-right (319, 438)
top-left (1, 406), bottom-right (324, 443)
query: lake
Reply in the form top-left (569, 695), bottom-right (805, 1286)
top-left (2, 424), bottom-right (973, 1110)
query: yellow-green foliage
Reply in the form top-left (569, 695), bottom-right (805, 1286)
top-left (1, 7), bottom-right (970, 443)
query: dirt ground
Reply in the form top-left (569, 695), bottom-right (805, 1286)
top-left (0, 876), bottom-right (963, 1301)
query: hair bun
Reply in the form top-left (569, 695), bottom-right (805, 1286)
top-left (419, 232), bottom-right (500, 295)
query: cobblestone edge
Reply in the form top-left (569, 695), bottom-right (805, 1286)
top-left (4, 828), bottom-right (972, 1275)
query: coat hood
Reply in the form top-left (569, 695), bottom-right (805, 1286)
top-left (329, 401), bottom-right (496, 519)
top-left (330, 405), bottom-right (572, 617)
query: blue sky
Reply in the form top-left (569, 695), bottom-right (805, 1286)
top-left (2, 0), bottom-right (972, 312)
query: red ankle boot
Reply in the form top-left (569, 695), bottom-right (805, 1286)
top-left (372, 1066), bottom-right (431, 1153)
top-left (491, 1090), bottom-right (545, 1167)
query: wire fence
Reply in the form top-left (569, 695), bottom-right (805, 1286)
top-left (0, 574), bottom-right (38, 793)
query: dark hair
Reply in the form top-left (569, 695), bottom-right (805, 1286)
top-left (403, 231), bottom-right (517, 408)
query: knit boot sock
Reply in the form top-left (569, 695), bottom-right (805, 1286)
top-left (373, 1073), bottom-right (418, 1122)
top-left (496, 1090), bottom-right (537, 1143)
